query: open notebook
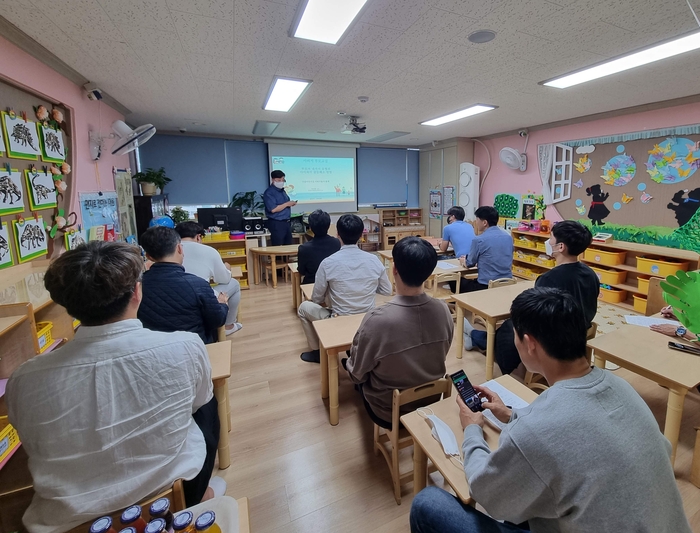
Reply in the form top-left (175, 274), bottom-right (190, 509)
top-left (479, 379), bottom-right (531, 431)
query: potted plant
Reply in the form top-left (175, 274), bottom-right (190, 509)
top-left (134, 167), bottom-right (171, 196)
top-left (229, 191), bottom-right (264, 216)
top-left (170, 206), bottom-right (190, 224)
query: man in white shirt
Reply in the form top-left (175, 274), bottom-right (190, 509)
top-left (298, 214), bottom-right (392, 363)
top-left (7, 242), bottom-right (223, 533)
top-left (176, 221), bottom-right (242, 335)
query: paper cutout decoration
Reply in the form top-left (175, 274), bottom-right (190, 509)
top-left (574, 154), bottom-right (591, 173)
top-left (640, 192), bottom-right (653, 203)
top-left (554, 167), bottom-right (562, 175)
top-left (574, 179), bottom-right (583, 188)
top-left (601, 153), bottom-right (636, 186)
top-left (25, 168), bottom-right (57, 210)
top-left (0, 221), bottom-right (13, 269)
top-left (64, 228), bottom-right (87, 250)
top-left (494, 193), bottom-right (520, 218)
top-left (646, 137), bottom-right (700, 184)
top-left (576, 204), bottom-right (586, 215)
top-left (38, 124), bottom-right (65, 163)
top-left (575, 145), bottom-right (595, 154)
top-left (12, 216), bottom-right (48, 263)
top-left (2, 112), bottom-right (41, 160)
top-left (0, 169), bottom-right (24, 216)
top-left (621, 193), bottom-right (633, 204)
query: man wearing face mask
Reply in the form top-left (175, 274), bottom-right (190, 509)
top-left (439, 206), bottom-right (475, 260)
top-left (465, 220), bottom-right (599, 374)
top-left (264, 170), bottom-right (298, 246)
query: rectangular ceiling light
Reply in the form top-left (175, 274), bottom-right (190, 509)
top-left (421, 104), bottom-right (496, 126)
top-left (292, 0), bottom-right (368, 44)
top-left (543, 30), bottom-right (700, 89)
top-left (263, 77), bottom-right (311, 112)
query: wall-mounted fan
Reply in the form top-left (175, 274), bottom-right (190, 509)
top-left (498, 129), bottom-right (529, 172)
top-left (89, 120), bottom-right (156, 161)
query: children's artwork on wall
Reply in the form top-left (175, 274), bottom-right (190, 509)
top-left (0, 221), bottom-right (13, 269)
top-left (585, 184), bottom-right (610, 226)
top-left (12, 216), bottom-right (47, 262)
top-left (2, 112), bottom-right (41, 160)
top-left (494, 193), bottom-right (521, 219)
top-left (574, 154), bottom-right (591, 173)
top-left (646, 137), bottom-right (700, 184)
top-left (574, 178), bottom-right (583, 188)
top-left (601, 149), bottom-right (636, 186)
top-left (25, 168), bottom-right (57, 210)
top-left (79, 192), bottom-right (120, 231)
top-left (521, 196), bottom-right (536, 220)
top-left (666, 188), bottom-right (700, 227)
top-left (38, 124), bottom-right (65, 163)
top-left (621, 193), bottom-right (633, 204)
top-left (64, 228), bottom-right (87, 250)
top-left (0, 169), bottom-right (24, 216)
top-left (429, 189), bottom-right (441, 219)
top-left (521, 194), bottom-right (545, 220)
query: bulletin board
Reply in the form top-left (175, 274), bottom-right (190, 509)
top-left (554, 131), bottom-right (700, 253)
top-left (0, 77), bottom-right (73, 266)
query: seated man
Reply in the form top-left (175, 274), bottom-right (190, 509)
top-left (176, 221), bottom-right (242, 335)
top-left (410, 287), bottom-right (691, 533)
top-left (467, 221), bottom-right (599, 375)
top-left (457, 206), bottom-right (513, 293)
top-left (7, 242), bottom-right (222, 533)
top-left (298, 214), bottom-right (392, 363)
top-left (139, 226), bottom-right (227, 344)
top-left (439, 206), bottom-right (474, 259)
top-left (297, 209), bottom-right (341, 285)
top-left (345, 237), bottom-right (454, 427)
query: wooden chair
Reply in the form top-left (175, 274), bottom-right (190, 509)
top-left (374, 378), bottom-right (452, 505)
top-left (645, 277), bottom-right (666, 316)
top-left (430, 272), bottom-right (462, 319)
top-left (692, 427), bottom-right (700, 488)
top-left (488, 277), bottom-right (517, 289)
top-left (524, 322), bottom-right (598, 391)
top-left (263, 256), bottom-right (292, 285)
top-left (64, 480), bottom-right (186, 533)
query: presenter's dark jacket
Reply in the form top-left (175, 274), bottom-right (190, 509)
top-left (263, 184), bottom-right (291, 221)
top-left (297, 234), bottom-right (341, 284)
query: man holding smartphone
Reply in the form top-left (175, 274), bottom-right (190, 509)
top-left (264, 170), bottom-right (297, 245)
top-left (410, 287), bottom-right (691, 533)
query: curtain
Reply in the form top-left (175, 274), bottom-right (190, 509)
top-left (538, 144), bottom-right (555, 205)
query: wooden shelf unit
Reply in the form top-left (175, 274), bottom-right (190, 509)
top-left (379, 208), bottom-right (426, 250)
top-left (510, 230), bottom-right (554, 281)
top-left (201, 238), bottom-right (251, 289)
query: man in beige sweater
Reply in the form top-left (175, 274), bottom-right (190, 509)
top-left (345, 236), bottom-right (454, 427)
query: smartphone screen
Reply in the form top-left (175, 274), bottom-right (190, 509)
top-left (450, 370), bottom-right (483, 412)
top-left (668, 341), bottom-right (700, 356)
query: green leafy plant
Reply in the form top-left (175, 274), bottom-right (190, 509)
top-left (133, 167), bottom-right (171, 191)
top-left (229, 191), bottom-right (264, 216)
top-left (170, 206), bottom-right (190, 224)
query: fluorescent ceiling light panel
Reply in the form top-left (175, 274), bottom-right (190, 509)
top-left (421, 105), bottom-right (496, 126)
top-left (543, 30), bottom-right (700, 89)
top-left (293, 0), bottom-right (367, 44)
top-left (263, 77), bottom-right (311, 112)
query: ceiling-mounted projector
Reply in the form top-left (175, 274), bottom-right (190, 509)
top-left (341, 116), bottom-right (366, 135)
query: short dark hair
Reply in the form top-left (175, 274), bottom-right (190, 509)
top-left (308, 209), bottom-right (331, 237)
top-left (510, 287), bottom-right (587, 361)
top-left (175, 221), bottom-right (205, 239)
top-left (336, 214), bottom-right (364, 245)
top-left (140, 226), bottom-right (181, 260)
top-left (44, 242), bottom-right (143, 326)
top-left (552, 220), bottom-right (592, 256)
top-left (447, 206), bottom-right (465, 221)
top-left (393, 237), bottom-right (437, 287)
top-left (474, 206), bottom-right (499, 226)
top-left (271, 170), bottom-right (285, 180)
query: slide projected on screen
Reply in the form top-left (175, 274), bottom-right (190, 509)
top-left (272, 156), bottom-right (354, 202)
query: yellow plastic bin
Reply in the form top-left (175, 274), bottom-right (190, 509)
top-left (599, 286), bottom-right (627, 304)
top-left (636, 256), bottom-right (689, 277)
top-left (633, 294), bottom-right (647, 314)
top-left (36, 321), bottom-right (54, 353)
top-left (591, 266), bottom-right (627, 285)
top-left (584, 248), bottom-right (627, 266)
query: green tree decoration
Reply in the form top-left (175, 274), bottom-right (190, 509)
top-left (660, 270), bottom-right (700, 335)
top-left (494, 194), bottom-right (519, 218)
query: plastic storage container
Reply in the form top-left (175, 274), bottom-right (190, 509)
top-left (633, 294), bottom-right (647, 314)
top-left (637, 277), bottom-right (650, 295)
top-left (636, 256), bottom-right (689, 277)
top-left (584, 248), bottom-right (627, 266)
top-left (599, 286), bottom-right (627, 303)
top-left (36, 321), bottom-right (53, 353)
top-left (590, 266), bottom-right (627, 285)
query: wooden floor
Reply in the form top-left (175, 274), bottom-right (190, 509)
top-left (221, 280), bottom-right (700, 532)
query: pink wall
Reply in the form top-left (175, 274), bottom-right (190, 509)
top-left (474, 101), bottom-right (700, 221)
top-left (0, 35), bottom-right (128, 221)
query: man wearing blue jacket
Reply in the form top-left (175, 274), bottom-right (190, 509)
top-left (139, 226), bottom-right (227, 344)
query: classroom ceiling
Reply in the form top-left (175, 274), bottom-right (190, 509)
top-left (2, 0), bottom-right (700, 146)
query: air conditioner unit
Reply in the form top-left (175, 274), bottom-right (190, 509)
top-left (459, 162), bottom-right (480, 220)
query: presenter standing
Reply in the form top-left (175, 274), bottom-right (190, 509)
top-left (264, 170), bottom-right (297, 245)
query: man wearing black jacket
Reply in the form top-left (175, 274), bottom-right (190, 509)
top-left (139, 226), bottom-right (227, 344)
top-left (297, 210), bottom-right (341, 285)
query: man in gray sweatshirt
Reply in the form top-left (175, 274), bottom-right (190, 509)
top-left (410, 287), bottom-right (691, 533)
